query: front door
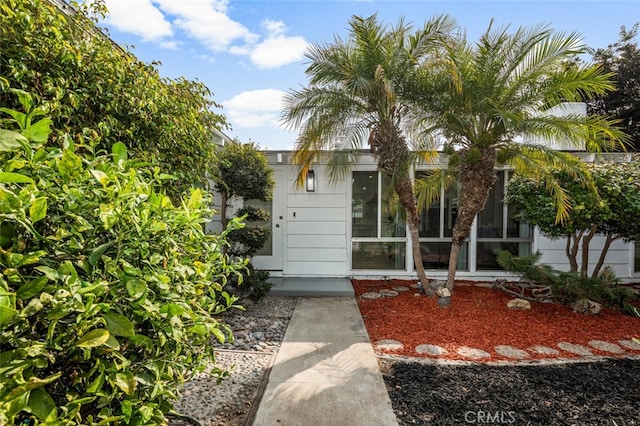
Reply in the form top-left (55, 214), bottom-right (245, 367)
top-left (250, 169), bottom-right (284, 271)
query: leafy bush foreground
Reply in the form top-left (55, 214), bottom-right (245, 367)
top-left (0, 92), bottom-right (246, 424)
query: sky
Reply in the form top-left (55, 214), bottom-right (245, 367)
top-left (94, 0), bottom-right (638, 151)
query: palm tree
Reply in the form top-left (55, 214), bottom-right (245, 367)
top-left (409, 22), bottom-right (628, 292)
top-left (282, 14), bottom-right (457, 293)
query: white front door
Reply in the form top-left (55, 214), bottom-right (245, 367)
top-left (250, 169), bottom-right (285, 271)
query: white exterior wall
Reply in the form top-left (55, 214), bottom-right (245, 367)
top-left (283, 164), bottom-right (349, 276)
top-left (224, 156), bottom-right (637, 280)
top-left (274, 155), bottom-right (638, 280)
top-left (535, 229), bottom-right (637, 280)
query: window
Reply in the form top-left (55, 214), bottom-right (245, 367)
top-left (476, 171), bottom-right (532, 270)
top-left (350, 169), bottom-right (532, 273)
top-left (416, 171), bottom-right (468, 270)
top-left (635, 241), bottom-right (640, 273)
top-left (352, 241), bottom-right (406, 270)
top-left (351, 171), bottom-right (406, 270)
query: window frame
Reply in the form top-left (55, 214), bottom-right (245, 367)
top-left (414, 169), bottom-right (469, 271)
top-left (350, 170), bottom-right (407, 271)
top-left (475, 170), bottom-right (533, 270)
top-left (349, 167), bottom-right (534, 273)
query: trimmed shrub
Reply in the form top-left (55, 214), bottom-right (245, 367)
top-left (214, 141), bottom-right (274, 300)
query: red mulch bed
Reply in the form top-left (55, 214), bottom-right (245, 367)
top-left (353, 279), bottom-right (640, 362)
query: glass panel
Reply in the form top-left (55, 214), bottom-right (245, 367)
top-left (477, 171), bottom-right (504, 238)
top-left (507, 204), bottom-right (532, 238)
top-left (416, 171), bottom-right (440, 238)
top-left (418, 198), bottom-right (440, 237)
top-left (245, 199), bottom-right (273, 256)
top-left (352, 172), bottom-right (378, 237)
top-left (419, 242), bottom-right (468, 271)
top-left (635, 241), bottom-right (640, 273)
top-left (352, 242), bottom-right (406, 270)
top-left (443, 183), bottom-right (458, 237)
top-left (476, 241), bottom-right (531, 270)
top-left (381, 174), bottom-right (406, 237)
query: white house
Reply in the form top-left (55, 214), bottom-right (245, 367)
top-left (216, 103), bottom-right (639, 287)
top-left (241, 150), bottom-right (639, 284)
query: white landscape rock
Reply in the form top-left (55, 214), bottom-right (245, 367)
top-left (436, 287), bottom-right (451, 298)
top-left (571, 298), bottom-right (602, 315)
top-left (506, 298), bottom-right (531, 310)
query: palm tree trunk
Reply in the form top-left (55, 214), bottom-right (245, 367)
top-left (394, 171), bottom-right (434, 296)
top-left (446, 243), bottom-right (461, 289)
top-left (446, 201), bottom-right (477, 292)
top-left (445, 149), bottom-right (497, 292)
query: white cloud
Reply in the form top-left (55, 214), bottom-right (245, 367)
top-left (102, 1), bottom-right (307, 69)
top-left (159, 40), bottom-right (179, 50)
top-left (223, 89), bottom-right (285, 128)
top-left (250, 35), bottom-right (308, 69)
top-left (228, 45), bottom-right (251, 56)
top-left (262, 19), bottom-right (286, 35)
top-left (154, 0), bottom-right (257, 51)
top-left (249, 19), bottom-right (308, 69)
top-left (103, 0), bottom-right (172, 41)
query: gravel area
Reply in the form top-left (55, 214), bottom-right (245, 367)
top-left (168, 296), bottom-right (297, 426)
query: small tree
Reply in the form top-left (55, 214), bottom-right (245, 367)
top-left (505, 157), bottom-right (640, 277)
top-left (282, 14), bottom-right (458, 295)
top-left (213, 141), bottom-right (275, 300)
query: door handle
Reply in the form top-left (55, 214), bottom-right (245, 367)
top-left (276, 224), bottom-right (280, 228)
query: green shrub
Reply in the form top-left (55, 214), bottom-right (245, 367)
top-left (227, 207), bottom-right (270, 258)
top-left (230, 263), bottom-right (273, 302)
top-left (496, 249), bottom-right (639, 316)
top-left (0, 93), bottom-right (245, 424)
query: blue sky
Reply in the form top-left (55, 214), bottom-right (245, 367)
top-left (96, 0), bottom-right (638, 150)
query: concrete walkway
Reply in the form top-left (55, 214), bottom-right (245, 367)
top-left (252, 297), bottom-right (398, 426)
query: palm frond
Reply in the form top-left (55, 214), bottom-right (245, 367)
top-left (504, 143), bottom-right (596, 223)
top-left (414, 167), bottom-right (458, 212)
top-left (502, 28), bottom-right (582, 100)
top-left (325, 149), bottom-right (361, 184)
top-left (581, 114), bottom-right (630, 152)
top-left (408, 14), bottom-right (458, 61)
top-left (283, 13), bottom-right (461, 192)
top-left (512, 111), bottom-right (628, 153)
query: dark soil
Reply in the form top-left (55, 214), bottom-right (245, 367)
top-left (380, 357), bottom-right (640, 425)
